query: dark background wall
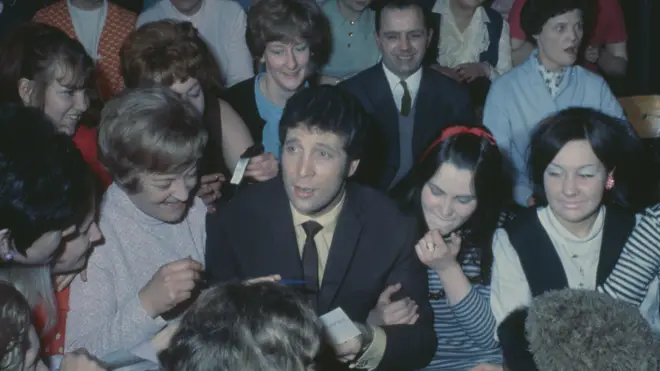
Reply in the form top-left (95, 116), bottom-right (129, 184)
top-left (608, 0), bottom-right (657, 96)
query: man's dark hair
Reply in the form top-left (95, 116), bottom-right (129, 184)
top-left (0, 104), bottom-right (93, 254)
top-left (279, 85), bottom-right (369, 160)
top-left (159, 282), bottom-right (322, 371)
top-left (374, 0), bottom-right (431, 34)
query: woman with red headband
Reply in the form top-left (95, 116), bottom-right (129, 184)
top-left (376, 125), bottom-right (506, 370)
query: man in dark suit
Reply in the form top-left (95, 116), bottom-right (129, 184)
top-left (205, 85), bottom-right (436, 370)
top-left (340, 0), bottom-right (473, 192)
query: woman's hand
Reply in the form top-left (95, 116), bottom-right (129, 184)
top-left (244, 153), bottom-right (279, 182)
top-left (455, 62), bottom-right (489, 83)
top-left (367, 283), bottom-right (418, 326)
top-left (431, 64), bottom-right (462, 81)
top-left (414, 230), bottom-right (461, 273)
top-left (138, 258), bottom-right (204, 318)
top-left (197, 173), bottom-right (224, 213)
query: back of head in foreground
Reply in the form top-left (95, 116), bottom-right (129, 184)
top-left (159, 282), bottom-right (323, 371)
top-left (527, 288), bottom-right (660, 371)
top-left (0, 280), bottom-right (33, 371)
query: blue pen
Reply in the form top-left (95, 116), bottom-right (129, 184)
top-left (280, 279), bottom-right (307, 285)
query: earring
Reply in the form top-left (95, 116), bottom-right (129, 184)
top-left (605, 174), bottom-right (615, 190)
top-left (1, 253), bottom-right (12, 262)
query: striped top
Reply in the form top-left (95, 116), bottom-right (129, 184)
top-left (422, 250), bottom-right (502, 371)
top-left (599, 204), bottom-right (660, 306)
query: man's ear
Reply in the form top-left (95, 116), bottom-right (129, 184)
top-left (426, 28), bottom-right (434, 48)
top-left (18, 78), bottom-right (35, 106)
top-left (348, 159), bottom-right (360, 177)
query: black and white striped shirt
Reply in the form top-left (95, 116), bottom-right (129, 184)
top-left (599, 204), bottom-right (660, 305)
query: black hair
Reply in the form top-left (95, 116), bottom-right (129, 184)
top-left (279, 85), bottom-right (369, 161)
top-left (520, 0), bottom-right (592, 45)
top-left (497, 307), bottom-right (539, 371)
top-left (392, 126), bottom-right (505, 283)
top-left (374, 0), bottom-right (431, 34)
top-left (528, 107), bottom-right (643, 209)
top-left (0, 104), bottom-right (93, 255)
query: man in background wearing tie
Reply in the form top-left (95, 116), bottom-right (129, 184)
top-left (205, 85), bottom-right (436, 371)
top-left (340, 0), bottom-right (473, 193)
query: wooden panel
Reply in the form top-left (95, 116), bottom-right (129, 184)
top-left (619, 95), bottom-right (660, 138)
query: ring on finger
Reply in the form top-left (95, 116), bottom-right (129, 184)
top-left (426, 242), bottom-right (436, 251)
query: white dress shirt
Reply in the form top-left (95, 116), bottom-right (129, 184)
top-left (382, 64), bottom-right (422, 112)
top-left (490, 206), bottom-right (660, 336)
top-left (432, 0), bottom-right (512, 79)
top-left (137, 0), bottom-right (254, 87)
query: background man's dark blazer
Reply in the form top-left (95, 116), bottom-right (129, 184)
top-left (205, 177), bottom-right (437, 370)
top-left (339, 63), bottom-right (474, 191)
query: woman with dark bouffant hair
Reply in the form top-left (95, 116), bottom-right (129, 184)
top-left (385, 125), bottom-right (506, 370)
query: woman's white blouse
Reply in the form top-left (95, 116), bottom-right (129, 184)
top-left (432, 0), bottom-right (512, 79)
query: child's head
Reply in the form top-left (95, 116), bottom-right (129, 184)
top-left (0, 281), bottom-right (41, 371)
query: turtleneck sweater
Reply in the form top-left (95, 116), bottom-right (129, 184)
top-left (65, 183), bottom-right (206, 360)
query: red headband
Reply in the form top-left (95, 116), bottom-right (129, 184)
top-left (420, 126), bottom-right (496, 163)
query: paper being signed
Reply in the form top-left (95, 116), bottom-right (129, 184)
top-left (319, 307), bottom-right (361, 345)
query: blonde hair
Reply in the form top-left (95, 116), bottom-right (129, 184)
top-left (98, 87), bottom-right (207, 192)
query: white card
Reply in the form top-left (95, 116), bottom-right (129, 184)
top-left (229, 157), bottom-right (250, 185)
top-left (320, 307), bottom-right (361, 345)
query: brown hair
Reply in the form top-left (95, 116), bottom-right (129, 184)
top-left (159, 282), bottom-right (322, 371)
top-left (246, 0), bottom-right (331, 68)
top-left (98, 87), bottom-right (208, 192)
top-left (120, 20), bottom-right (222, 92)
top-left (0, 22), bottom-right (95, 108)
top-left (0, 281), bottom-right (31, 371)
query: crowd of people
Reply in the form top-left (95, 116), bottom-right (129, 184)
top-left (1, 0), bottom-right (658, 370)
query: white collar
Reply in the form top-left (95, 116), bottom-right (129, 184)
top-left (382, 63), bottom-right (423, 97)
top-left (542, 206), bottom-right (605, 243)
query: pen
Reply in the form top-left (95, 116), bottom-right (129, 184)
top-left (280, 279), bottom-right (307, 285)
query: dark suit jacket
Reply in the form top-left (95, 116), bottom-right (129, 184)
top-left (205, 177), bottom-right (437, 371)
top-left (339, 64), bottom-right (474, 191)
